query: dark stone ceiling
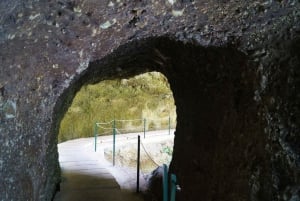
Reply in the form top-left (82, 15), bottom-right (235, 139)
top-left (0, 0), bottom-right (299, 200)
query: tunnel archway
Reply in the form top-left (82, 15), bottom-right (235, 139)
top-left (52, 36), bottom-right (269, 201)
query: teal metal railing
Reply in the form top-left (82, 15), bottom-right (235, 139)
top-left (170, 174), bottom-right (177, 201)
top-left (93, 119), bottom-right (178, 200)
top-left (163, 164), bottom-right (169, 201)
top-left (93, 116), bottom-right (174, 152)
top-left (162, 164), bottom-right (178, 201)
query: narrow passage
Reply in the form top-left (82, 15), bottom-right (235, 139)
top-left (53, 138), bottom-right (144, 201)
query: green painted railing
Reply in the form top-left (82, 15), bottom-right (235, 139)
top-left (163, 164), bottom-right (169, 201)
top-left (94, 119), bottom-right (178, 199)
top-left (162, 164), bottom-right (178, 201)
top-left (112, 119), bottom-right (116, 166)
top-left (170, 174), bottom-right (177, 201)
top-left (94, 117), bottom-right (174, 166)
top-left (94, 122), bottom-right (97, 152)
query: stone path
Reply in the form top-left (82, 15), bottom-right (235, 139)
top-left (53, 138), bottom-right (144, 201)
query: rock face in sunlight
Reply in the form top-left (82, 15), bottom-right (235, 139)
top-left (0, 0), bottom-right (299, 200)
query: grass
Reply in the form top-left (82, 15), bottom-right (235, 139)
top-left (58, 72), bottom-right (176, 142)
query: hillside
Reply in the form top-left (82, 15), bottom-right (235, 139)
top-left (58, 72), bottom-right (176, 142)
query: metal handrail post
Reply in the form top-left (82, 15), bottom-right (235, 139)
top-left (168, 116), bottom-right (171, 135)
top-left (94, 122), bottom-right (97, 152)
top-left (170, 174), bottom-right (177, 201)
top-left (136, 135), bottom-right (141, 193)
top-left (113, 119), bottom-right (116, 166)
top-left (163, 164), bottom-right (168, 201)
top-left (144, 118), bottom-right (146, 139)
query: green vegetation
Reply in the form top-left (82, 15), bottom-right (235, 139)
top-left (162, 146), bottom-right (173, 156)
top-left (58, 72), bottom-right (176, 142)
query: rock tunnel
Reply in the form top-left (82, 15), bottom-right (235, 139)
top-left (0, 1), bottom-right (299, 201)
top-left (55, 37), bottom-right (266, 201)
top-left (19, 36), bottom-right (300, 200)
top-left (56, 37), bottom-right (300, 200)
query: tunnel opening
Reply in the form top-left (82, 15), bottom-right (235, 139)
top-left (58, 70), bottom-right (176, 173)
top-left (58, 71), bottom-right (176, 143)
top-left (51, 36), bottom-right (270, 201)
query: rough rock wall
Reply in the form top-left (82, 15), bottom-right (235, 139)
top-left (0, 0), bottom-right (299, 200)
